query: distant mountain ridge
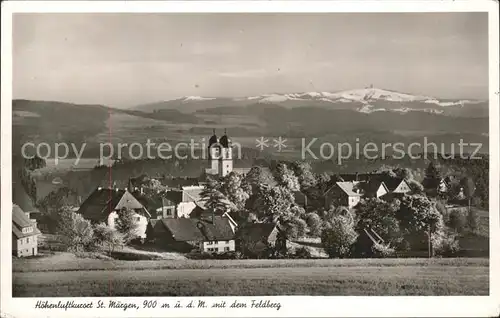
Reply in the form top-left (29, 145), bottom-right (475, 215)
top-left (131, 87), bottom-right (488, 118)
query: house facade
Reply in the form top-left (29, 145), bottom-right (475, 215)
top-left (151, 185), bottom-right (205, 219)
top-left (12, 204), bottom-right (41, 257)
top-left (325, 173), bottom-right (412, 209)
top-left (325, 181), bottom-right (363, 209)
top-left (77, 187), bottom-right (150, 239)
top-left (149, 215), bottom-right (236, 253)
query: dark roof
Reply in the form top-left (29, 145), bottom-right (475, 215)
top-left (337, 173), bottom-right (372, 182)
top-left (12, 204), bottom-right (41, 238)
top-left (377, 176), bottom-right (404, 192)
top-left (209, 132), bottom-right (218, 147)
top-left (78, 188), bottom-right (147, 222)
top-left (165, 190), bottom-right (183, 205)
top-left (238, 222), bottom-right (278, 242)
top-left (12, 179), bottom-right (37, 213)
top-left (358, 179), bottom-right (387, 197)
top-left (160, 176), bottom-right (200, 189)
top-left (160, 216), bottom-right (235, 242)
top-left (336, 181), bottom-right (363, 196)
top-left (219, 134), bottom-right (229, 148)
top-left (338, 173), bottom-right (405, 192)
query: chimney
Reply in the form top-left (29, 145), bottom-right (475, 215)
top-left (140, 187), bottom-right (144, 195)
top-left (355, 172), bottom-right (359, 181)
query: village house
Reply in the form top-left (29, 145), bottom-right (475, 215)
top-left (12, 204), bottom-right (41, 257)
top-left (77, 187), bottom-right (151, 240)
top-left (148, 215), bottom-right (236, 253)
top-left (325, 181), bottom-right (363, 209)
top-left (325, 173), bottom-right (412, 209)
top-left (146, 185), bottom-right (206, 219)
top-left (339, 173), bottom-right (411, 195)
top-left (237, 222), bottom-right (286, 257)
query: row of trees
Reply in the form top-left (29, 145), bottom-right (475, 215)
top-left (320, 195), bottom-right (461, 258)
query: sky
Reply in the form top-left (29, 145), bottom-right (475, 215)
top-left (13, 13), bottom-right (489, 108)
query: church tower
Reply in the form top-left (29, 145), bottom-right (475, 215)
top-left (208, 129), bottom-right (220, 174)
top-left (218, 129), bottom-right (233, 177)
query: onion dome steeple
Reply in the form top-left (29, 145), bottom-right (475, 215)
top-left (208, 128), bottom-right (218, 147)
top-left (219, 128), bottom-right (230, 148)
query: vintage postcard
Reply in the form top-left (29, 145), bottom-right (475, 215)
top-left (1, 1), bottom-right (499, 317)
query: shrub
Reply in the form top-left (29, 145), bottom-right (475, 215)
top-left (321, 216), bottom-right (358, 258)
top-left (93, 223), bottom-right (124, 254)
top-left (372, 242), bottom-right (396, 258)
top-left (305, 212), bottom-right (323, 237)
top-left (56, 208), bottom-right (94, 252)
top-left (446, 208), bottom-right (467, 233)
top-left (115, 207), bottom-right (140, 244)
top-left (466, 208), bottom-right (480, 234)
top-left (433, 232), bottom-right (460, 257)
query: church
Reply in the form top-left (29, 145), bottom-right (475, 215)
top-left (204, 129), bottom-right (251, 178)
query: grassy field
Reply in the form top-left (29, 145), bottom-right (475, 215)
top-left (13, 252), bottom-right (487, 272)
top-left (12, 257), bottom-right (488, 297)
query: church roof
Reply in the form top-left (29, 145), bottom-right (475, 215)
top-left (219, 134), bottom-right (230, 148)
top-left (208, 129), bottom-right (218, 146)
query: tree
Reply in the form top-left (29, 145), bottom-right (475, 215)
top-left (397, 195), bottom-right (443, 253)
top-left (447, 208), bottom-right (467, 233)
top-left (407, 179), bottom-right (424, 194)
top-left (147, 178), bottom-right (167, 192)
top-left (242, 166), bottom-right (275, 196)
top-left (375, 165), bottom-right (398, 178)
top-left (248, 185), bottom-right (295, 222)
top-left (290, 161), bottom-right (317, 191)
top-left (393, 167), bottom-right (414, 180)
top-left (305, 212), bottom-right (323, 237)
top-left (93, 223), bottom-right (124, 254)
top-left (115, 207), bottom-right (140, 244)
top-left (200, 177), bottom-right (231, 216)
top-left (280, 216), bottom-right (308, 239)
top-left (221, 172), bottom-right (250, 211)
top-left (422, 162), bottom-right (442, 195)
top-left (273, 163), bottom-right (300, 191)
top-left (321, 215), bottom-right (358, 258)
top-left (354, 198), bottom-right (402, 245)
top-left (397, 195), bottom-right (442, 233)
top-left (57, 208), bottom-right (94, 252)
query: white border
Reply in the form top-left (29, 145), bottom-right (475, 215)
top-left (1, 1), bottom-right (499, 317)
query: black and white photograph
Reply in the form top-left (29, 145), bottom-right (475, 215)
top-left (1, 1), bottom-right (499, 317)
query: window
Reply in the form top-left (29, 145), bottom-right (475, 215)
top-left (214, 248), bottom-right (219, 252)
top-left (224, 247), bottom-right (230, 251)
top-left (214, 240), bottom-right (218, 244)
top-left (226, 240), bottom-right (230, 244)
top-left (27, 238), bottom-right (30, 244)
top-left (207, 241), bottom-right (212, 245)
top-left (22, 227), bottom-right (33, 234)
top-left (136, 216), bottom-right (141, 222)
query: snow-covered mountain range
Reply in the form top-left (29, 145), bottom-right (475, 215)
top-left (133, 87), bottom-right (488, 117)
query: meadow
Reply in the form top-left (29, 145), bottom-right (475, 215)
top-left (12, 257), bottom-right (488, 297)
